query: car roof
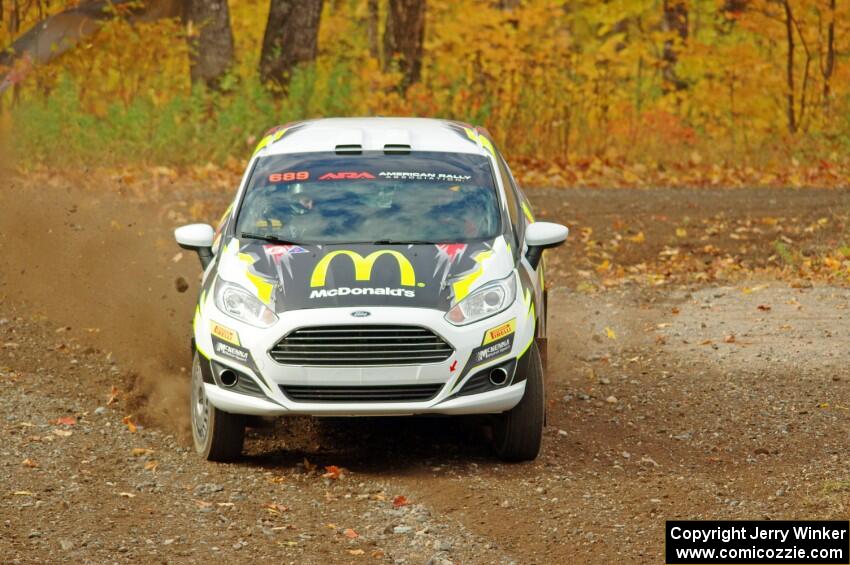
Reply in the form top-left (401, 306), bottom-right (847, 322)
top-left (257, 117), bottom-right (495, 158)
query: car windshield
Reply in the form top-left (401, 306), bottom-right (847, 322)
top-left (235, 151), bottom-right (501, 244)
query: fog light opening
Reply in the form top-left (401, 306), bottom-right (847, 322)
top-left (489, 367), bottom-right (509, 386)
top-left (219, 370), bottom-right (238, 388)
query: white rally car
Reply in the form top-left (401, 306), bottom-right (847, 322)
top-left (175, 118), bottom-right (568, 462)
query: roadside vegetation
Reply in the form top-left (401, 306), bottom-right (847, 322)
top-left (2, 0), bottom-right (850, 188)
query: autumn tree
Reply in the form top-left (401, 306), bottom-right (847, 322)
top-left (186, 0), bottom-right (234, 89)
top-left (383, 0), bottom-right (426, 90)
top-left (259, 0), bottom-right (324, 88)
top-left (661, 0), bottom-right (688, 93)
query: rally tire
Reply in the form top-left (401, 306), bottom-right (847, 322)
top-left (191, 354), bottom-right (245, 462)
top-left (492, 342), bottom-right (544, 462)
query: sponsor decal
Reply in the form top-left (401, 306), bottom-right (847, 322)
top-left (310, 287), bottom-right (415, 299)
top-left (318, 171), bottom-right (376, 180)
top-left (212, 337), bottom-right (251, 364)
top-left (269, 171), bottom-right (309, 182)
top-left (483, 318), bottom-right (516, 345)
top-left (310, 250), bottom-right (417, 289)
top-left (210, 321), bottom-right (240, 346)
top-left (378, 171), bottom-right (472, 182)
top-left (434, 243), bottom-right (467, 289)
top-left (263, 244), bottom-right (308, 288)
top-left (469, 334), bottom-right (515, 365)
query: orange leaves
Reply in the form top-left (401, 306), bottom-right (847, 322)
top-left (122, 415), bottom-right (138, 433)
top-left (106, 385), bottom-right (120, 406)
top-left (53, 416), bottom-right (76, 426)
top-left (263, 503), bottom-right (290, 515)
top-left (322, 465), bottom-right (345, 480)
top-left (392, 495), bottom-right (410, 508)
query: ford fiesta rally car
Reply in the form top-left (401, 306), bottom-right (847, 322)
top-left (175, 117), bottom-right (568, 462)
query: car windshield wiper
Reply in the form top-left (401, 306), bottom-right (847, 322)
top-left (240, 232), bottom-right (302, 246)
top-left (372, 239), bottom-right (440, 245)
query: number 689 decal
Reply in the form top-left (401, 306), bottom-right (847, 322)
top-left (269, 171), bottom-right (310, 182)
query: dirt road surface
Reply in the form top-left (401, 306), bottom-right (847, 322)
top-left (1, 174), bottom-right (848, 563)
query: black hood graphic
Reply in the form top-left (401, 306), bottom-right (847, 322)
top-left (223, 238), bottom-right (509, 313)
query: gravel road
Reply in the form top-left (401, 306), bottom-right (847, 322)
top-left (1, 175), bottom-right (848, 563)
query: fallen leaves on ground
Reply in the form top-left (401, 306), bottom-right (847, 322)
top-left (263, 503), bottom-right (289, 515)
top-left (392, 495), bottom-right (410, 508)
top-left (21, 458), bottom-right (39, 468)
top-left (53, 416), bottom-right (76, 426)
top-left (322, 465), bottom-right (344, 480)
top-left (122, 415), bottom-right (137, 433)
top-left (106, 385), bottom-right (120, 405)
top-left (343, 528), bottom-right (358, 539)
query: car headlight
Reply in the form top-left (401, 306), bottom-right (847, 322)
top-left (214, 279), bottom-right (278, 328)
top-left (445, 272), bottom-right (517, 325)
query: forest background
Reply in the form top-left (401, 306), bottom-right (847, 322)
top-left (1, 0), bottom-right (849, 188)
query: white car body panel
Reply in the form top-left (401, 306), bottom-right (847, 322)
top-left (190, 117), bottom-right (549, 418)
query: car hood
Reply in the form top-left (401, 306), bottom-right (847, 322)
top-left (215, 236), bottom-right (515, 314)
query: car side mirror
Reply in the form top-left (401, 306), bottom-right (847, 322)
top-left (175, 223), bottom-right (215, 269)
top-left (525, 222), bottom-right (568, 269)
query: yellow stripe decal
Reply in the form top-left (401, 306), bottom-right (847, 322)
top-left (451, 249), bottom-right (494, 302)
top-left (251, 127), bottom-right (289, 157)
top-left (239, 252), bottom-right (275, 305)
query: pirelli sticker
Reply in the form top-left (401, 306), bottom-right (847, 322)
top-left (210, 321), bottom-right (240, 346)
top-left (483, 319), bottom-right (516, 345)
top-left (466, 318), bottom-right (516, 367)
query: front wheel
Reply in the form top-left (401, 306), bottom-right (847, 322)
top-left (492, 342), bottom-right (544, 462)
top-left (191, 354), bottom-right (245, 461)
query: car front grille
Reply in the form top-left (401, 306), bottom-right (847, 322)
top-left (280, 384), bottom-right (442, 403)
top-left (269, 325), bottom-right (454, 366)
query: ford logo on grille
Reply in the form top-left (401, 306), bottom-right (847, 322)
top-left (351, 311), bottom-right (371, 318)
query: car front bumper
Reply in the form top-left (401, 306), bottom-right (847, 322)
top-left (194, 296), bottom-right (537, 416)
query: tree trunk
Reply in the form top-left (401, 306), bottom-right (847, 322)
top-left (367, 0), bottom-right (380, 60)
top-left (661, 0), bottom-right (688, 93)
top-left (783, 0), bottom-right (797, 133)
top-left (259, 0), bottom-right (324, 88)
top-left (383, 0), bottom-right (425, 91)
top-left (822, 0), bottom-right (835, 108)
top-left (186, 0), bottom-right (234, 89)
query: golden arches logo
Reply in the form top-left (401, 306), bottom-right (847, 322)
top-left (310, 250), bottom-right (416, 288)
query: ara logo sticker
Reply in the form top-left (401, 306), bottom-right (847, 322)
top-left (318, 171), bottom-right (376, 180)
top-left (210, 321), bottom-right (240, 346)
